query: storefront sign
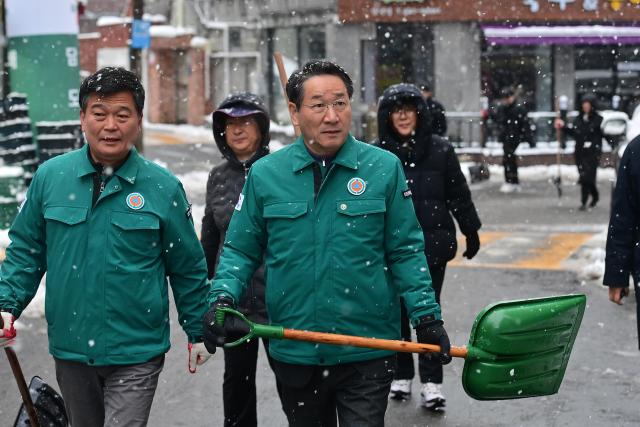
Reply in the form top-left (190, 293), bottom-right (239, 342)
top-left (338, 0), bottom-right (640, 22)
top-left (370, 5), bottom-right (442, 17)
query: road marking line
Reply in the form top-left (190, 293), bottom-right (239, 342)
top-left (512, 233), bottom-right (592, 270)
top-left (450, 231), bottom-right (594, 270)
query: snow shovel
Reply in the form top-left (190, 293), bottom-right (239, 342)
top-left (216, 294), bottom-right (586, 401)
top-left (1, 317), bottom-right (68, 426)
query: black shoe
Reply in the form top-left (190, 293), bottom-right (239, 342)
top-left (589, 198), bottom-right (598, 208)
top-left (579, 204), bottom-right (587, 211)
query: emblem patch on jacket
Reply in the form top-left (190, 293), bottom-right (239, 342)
top-left (403, 189), bottom-right (412, 199)
top-left (126, 192), bottom-right (145, 210)
top-left (347, 177), bottom-right (366, 196)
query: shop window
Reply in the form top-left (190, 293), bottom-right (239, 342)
top-left (375, 24), bottom-right (434, 97)
top-left (481, 44), bottom-right (552, 112)
top-left (575, 45), bottom-right (640, 114)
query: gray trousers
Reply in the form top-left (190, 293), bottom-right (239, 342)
top-left (54, 355), bottom-right (164, 427)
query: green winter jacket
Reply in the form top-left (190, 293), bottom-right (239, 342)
top-left (210, 135), bottom-right (440, 365)
top-left (0, 145), bottom-right (209, 366)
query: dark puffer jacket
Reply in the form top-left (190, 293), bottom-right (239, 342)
top-left (563, 97), bottom-right (603, 185)
top-left (201, 92), bottom-right (270, 323)
top-left (494, 100), bottom-right (533, 147)
top-left (603, 135), bottom-right (640, 348)
top-left (375, 83), bottom-right (481, 266)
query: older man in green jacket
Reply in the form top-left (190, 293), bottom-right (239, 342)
top-left (0, 67), bottom-right (212, 427)
top-left (204, 60), bottom-right (451, 426)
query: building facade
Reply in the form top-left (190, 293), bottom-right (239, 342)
top-left (76, 0), bottom-right (640, 136)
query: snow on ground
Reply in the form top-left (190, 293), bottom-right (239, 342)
top-left (144, 121), bottom-right (214, 145)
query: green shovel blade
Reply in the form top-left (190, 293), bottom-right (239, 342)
top-left (462, 294), bottom-right (586, 400)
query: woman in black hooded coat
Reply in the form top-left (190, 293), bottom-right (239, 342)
top-left (201, 92), bottom-right (280, 426)
top-left (555, 94), bottom-right (603, 210)
top-left (375, 83), bottom-right (482, 410)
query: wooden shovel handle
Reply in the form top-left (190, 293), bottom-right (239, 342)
top-left (283, 329), bottom-right (468, 358)
top-left (4, 347), bottom-right (40, 427)
top-left (273, 52), bottom-right (301, 137)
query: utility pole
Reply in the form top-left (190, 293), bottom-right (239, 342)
top-left (130, 0), bottom-right (144, 152)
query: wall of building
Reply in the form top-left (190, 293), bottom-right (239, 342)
top-left (433, 23), bottom-right (482, 112)
top-left (326, 22), bottom-right (376, 138)
top-left (554, 45), bottom-right (576, 107)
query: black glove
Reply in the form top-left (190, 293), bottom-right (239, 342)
top-left (202, 296), bottom-right (249, 354)
top-left (462, 232), bottom-right (480, 260)
top-left (415, 316), bottom-right (452, 365)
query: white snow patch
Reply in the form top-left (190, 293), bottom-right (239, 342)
top-left (177, 171), bottom-right (209, 196)
top-left (21, 275), bottom-right (46, 318)
top-left (190, 37), bottom-right (208, 48)
top-left (97, 16), bottom-right (132, 27)
top-left (149, 25), bottom-right (195, 38)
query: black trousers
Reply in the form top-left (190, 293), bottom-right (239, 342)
top-left (272, 356), bottom-right (394, 427)
top-left (576, 153), bottom-right (600, 206)
top-left (223, 338), bottom-right (281, 427)
top-left (395, 263), bottom-right (446, 384)
top-left (502, 142), bottom-right (520, 184)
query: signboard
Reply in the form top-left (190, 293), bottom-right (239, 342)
top-left (338, 0), bottom-right (640, 22)
top-left (5, 0), bottom-right (80, 122)
top-left (131, 19), bottom-right (151, 49)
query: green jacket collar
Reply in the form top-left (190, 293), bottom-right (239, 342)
top-left (291, 134), bottom-right (359, 173)
top-left (77, 144), bottom-right (139, 185)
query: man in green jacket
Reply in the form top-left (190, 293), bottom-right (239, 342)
top-left (0, 67), bottom-right (212, 427)
top-left (203, 59), bottom-right (451, 426)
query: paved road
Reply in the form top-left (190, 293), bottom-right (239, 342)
top-left (1, 142), bottom-right (637, 426)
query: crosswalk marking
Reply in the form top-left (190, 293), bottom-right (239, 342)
top-left (449, 231), bottom-right (595, 270)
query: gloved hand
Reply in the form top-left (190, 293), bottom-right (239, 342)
top-left (462, 232), bottom-right (480, 260)
top-left (188, 342), bottom-right (213, 373)
top-left (0, 311), bottom-right (17, 347)
top-left (202, 296), bottom-right (249, 354)
top-left (416, 316), bottom-right (451, 365)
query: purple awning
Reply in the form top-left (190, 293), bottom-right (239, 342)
top-left (482, 25), bottom-right (640, 45)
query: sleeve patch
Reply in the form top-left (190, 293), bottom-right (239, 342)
top-left (235, 193), bottom-right (244, 211)
top-left (402, 189), bottom-right (413, 199)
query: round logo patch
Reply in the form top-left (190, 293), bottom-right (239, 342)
top-left (347, 178), bottom-right (366, 196)
top-left (126, 193), bottom-right (145, 210)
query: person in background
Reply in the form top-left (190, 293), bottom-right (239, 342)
top-left (376, 83), bottom-right (481, 410)
top-left (202, 91), bottom-right (279, 426)
top-left (203, 59), bottom-right (451, 427)
top-left (418, 82), bottom-right (448, 137)
top-left (0, 67), bottom-right (212, 427)
top-left (554, 94), bottom-right (603, 210)
top-left (603, 134), bottom-right (640, 349)
top-left (493, 86), bottom-right (533, 193)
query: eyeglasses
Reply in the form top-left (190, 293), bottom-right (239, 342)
top-left (391, 105), bottom-right (417, 116)
top-left (225, 118), bottom-right (256, 129)
top-left (303, 100), bottom-right (349, 114)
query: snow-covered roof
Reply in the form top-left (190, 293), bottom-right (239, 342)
top-left (190, 36), bottom-right (208, 48)
top-left (142, 13), bottom-right (167, 24)
top-left (149, 25), bottom-right (195, 38)
top-left (97, 16), bottom-right (132, 27)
